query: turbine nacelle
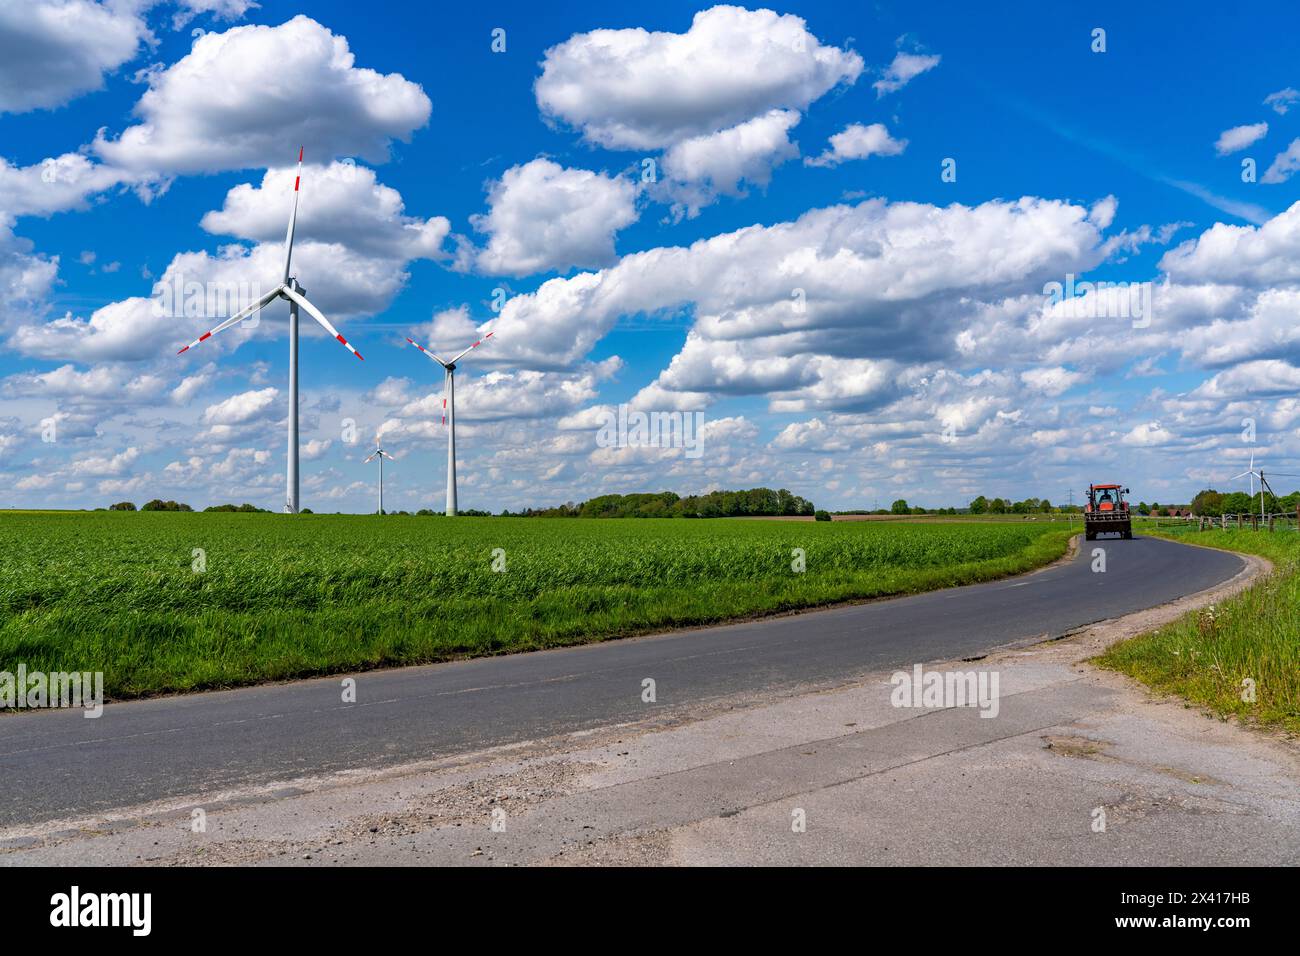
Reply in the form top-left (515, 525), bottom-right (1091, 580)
top-left (173, 148), bottom-right (362, 515)
top-left (405, 331), bottom-right (495, 516)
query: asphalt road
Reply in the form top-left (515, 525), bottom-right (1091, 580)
top-left (0, 534), bottom-right (1242, 829)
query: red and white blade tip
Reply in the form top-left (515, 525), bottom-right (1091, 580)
top-left (336, 333), bottom-right (364, 361)
top-left (176, 330), bottom-right (214, 354)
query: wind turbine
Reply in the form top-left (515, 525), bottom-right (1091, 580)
top-left (364, 436), bottom-right (394, 515)
top-left (405, 331), bottom-right (494, 516)
top-left (175, 148), bottom-right (364, 514)
top-left (1230, 451), bottom-right (1271, 521)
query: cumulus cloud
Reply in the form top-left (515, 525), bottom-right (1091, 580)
top-left (535, 6), bottom-right (862, 152)
top-left (1158, 200), bottom-right (1300, 285)
top-left (93, 15), bottom-right (431, 175)
top-left (804, 122), bottom-right (906, 167)
top-left (0, 0), bottom-right (149, 113)
top-left (2, 364), bottom-right (166, 402)
top-left (201, 387), bottom-right (278, 425)
top-left (0, 153), bottom-right (134, 219)
top-left (470, 159), bottom-right (638, 276)
top-left (659, 109), bottom-right (801, 215)
top-left (13, 162), bottom-right (450, 362)
top-left (201, 161), bottom-right (450, 261)
top-left (485, 195), bottom-right (1112, 370)
top-left (1214, 122), bottom-right (1268, 156)
top-left (873, 51), bottom-right (940, 97)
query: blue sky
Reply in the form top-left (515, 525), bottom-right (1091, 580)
top-left (2, 0), bottom-right (1299, 512)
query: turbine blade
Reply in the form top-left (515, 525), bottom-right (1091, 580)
top-left (405, 337), bottom-right (448, 367)
top-left (364, 452), bottom-right (377, 462)
top-left (449, 330), bottom-right (495, 365)
top-left (282, 146), bottom-right (304, 284)
top-left (282, 286), bottom-right (363, 360)
top-left (176, 284), bottom-right (285, 354)
top-left (1229, 471), bottom-right (1251, 480)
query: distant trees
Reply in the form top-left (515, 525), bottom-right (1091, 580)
top-left (503, 487), bottom-right (815, 519)
top-left (968, 495), bottom-right (1059, 515)
top-left (141, 499), bottom-right (193, 512)
top-left (890, 498), bottom-right (910, 515)
top-left (204, 503), bottom-right (270, 513)
top-left (1189, 490), bottom-right (1222, 517)
top-left (108, 501), bottom-right (136, 511)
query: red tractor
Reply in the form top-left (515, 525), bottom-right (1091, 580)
top-left (1084, 484), bottom-right (1132, 540)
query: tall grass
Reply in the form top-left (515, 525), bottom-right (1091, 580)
top-left (1097, 528), bottom-right (1300, 734)
top-left (0, 512), bottom-right (1071, 699)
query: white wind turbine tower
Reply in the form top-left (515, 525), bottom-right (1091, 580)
top-left (364, 436), bottom-right (394, 515)
top-left (405, 331), bottom-right (495, 516)
top-left (175, 148), bottom-right (363, 514)
top-left (1230, 451), bottom-right (1269, 521)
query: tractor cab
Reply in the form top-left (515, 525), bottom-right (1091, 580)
top-left (1083, 484), bottom-right (1132, 540)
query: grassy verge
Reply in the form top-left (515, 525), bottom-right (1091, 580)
top-left (1, 514), bottom-right (1073, 701)
top-left (1097, 528), bottom-right (1300, 735)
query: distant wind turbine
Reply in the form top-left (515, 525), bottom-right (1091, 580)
top-left (364, 436), bottom-right (394, 515)
top-left (1230, 451), bottom-right (1275, 521)
top-left (175, 148), bottom-right (364, 514)
top-left (405, 331), bottom-right (494, 516)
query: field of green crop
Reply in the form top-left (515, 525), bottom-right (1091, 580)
top-left (0, 512), bottom-right (1071, 699)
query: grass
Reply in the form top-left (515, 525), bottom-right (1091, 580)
top-left (1, 512), bottom-right (1071, 700)
top-left (1097, 527), bottom-right (1300, 735)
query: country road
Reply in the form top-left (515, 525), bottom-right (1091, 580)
top-left (0, 534), bottom-right (1243, 831)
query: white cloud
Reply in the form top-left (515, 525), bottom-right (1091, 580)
top-left (1261, 138), bottom-right (1300, 184)
top-left (202, 161), bottom-right (449, 260)
top-left (660, 109), bottom-right (801, 215)
top-left (0, 153), bottom-right (133, 219)
top-left (486, 195), bottom-right (1111, 370)
top-left (534, 5), bottom-right (861, 151)
top-left (1020, 366), bottom-right (1085, 396)
top-left (70, 446), bottom-right (141, 476)
top-left (805, 122), bottom-right (906, 167)
top-left (93, 15), bottom-right (431, 175)
top-left (410, 306), bottom-right (482, 358)
top-left (3, 364), bottom-right (165, 401)
top-left (873, 51), bottom-right (940, 97)
top-left (201, 387), bottom-right (278, 425)
top-left (0, 0), bottom-right (149, 113)
top-left (1214, 122), bottom-right (1268, 156)
top-left (301, 437), bottom-right (332, 460)
top-left (1158, 200), bottom-right (1300, 286)
top-left (13, 162), bottom-right (450, 362)
top-left (1264, 87), bottom-right (1299, 115)
top-left (470, 159), bottom-right (638, 276)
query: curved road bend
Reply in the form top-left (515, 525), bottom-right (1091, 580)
top-left (0, 534), bottom-right (1242, 829)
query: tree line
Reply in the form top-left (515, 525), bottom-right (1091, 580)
top-left (503, 488), bottom-right (815, 518)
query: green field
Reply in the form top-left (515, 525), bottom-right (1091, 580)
top-left (1098, 527), bottom-right (1300, 735)
top-left (0, 512), bottom-right (1072, 700)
